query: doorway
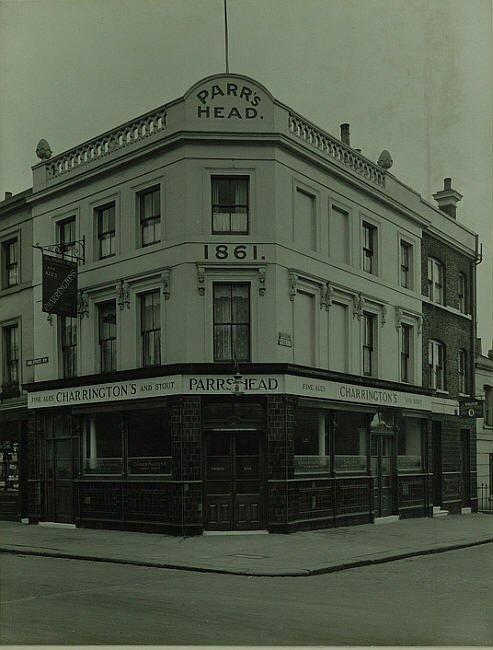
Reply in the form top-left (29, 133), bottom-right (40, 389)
top-left (371, 434), bottom-right (396, 517)
top-left (204, 431), bottom-right (264, 531)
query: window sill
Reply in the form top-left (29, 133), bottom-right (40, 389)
top-left (435, 389), bottom-right (449, 395)
top-left (421, 297), bottom-right (472, 320)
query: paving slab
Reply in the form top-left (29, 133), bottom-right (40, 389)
top-left (1, 514), bottom-right (492, 577)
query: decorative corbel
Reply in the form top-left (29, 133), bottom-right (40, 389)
top-left (352, 292), bottom-right (364, 320)
top-left (320, 284), bottom-right (328, 310)
top-left (288, 271), bottom-right (297, 301)
top-left (77, 290), bottom-right (89, 318)
top-left (326, 282), bottom-right (334, 308)
top-left (117, 280), bottom-right (130, 310)
top-left (196, 265), bottom-right (206, 296)
top-left (161, 268), bottom-right (171, 300)
top-left (258, 268), bottom-right (266, 296)
top-left (394, 307), bottom-right (402, 331)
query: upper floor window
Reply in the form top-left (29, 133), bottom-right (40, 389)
top-left (141, 291), bottom-right (161, 367)
top-left (98, 301), bottom-right (116, 372)
top-left (400, 241), bottom-right (412, 289)
top-left (428, 339), bottom-right (445, 390)
top-left (60, 316), bottom-right (77, 378)
top-left (57, 217), bottom-right (76, 258)
top-left (485, 386), bottom-right (492, 426)
top-left (3, 324), bottom-right (19, 388)
top-left (139, 187), bottom-right (160, 246)
top-left (212, 177), bottom-right (248, 234)
top-left (401, 324), bottom-right (412, 383)
top-left (362, 222), bottom-right (377, 274)
top-left (458, 272), bottom-right (467, 314)
top-left (458, 348), bottom-right (467, 393)
top-left (2, 239), bottom-right (18, 288)
top-left (427, 258), bottom-right (444, 305)
top-left (96, 203), bottom-right (115, 259)
top-left (362, 312), bottom-right (376, 377)
top-left (213, 283), bottom-right (250, 362)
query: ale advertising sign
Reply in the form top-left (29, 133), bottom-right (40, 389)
top-left (42, 254), bottom-right (78, 317)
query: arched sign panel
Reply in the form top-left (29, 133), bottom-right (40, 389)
top-left (183, 74), bottom-right (275, 131)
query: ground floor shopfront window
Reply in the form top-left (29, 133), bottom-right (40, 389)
top-left (334, 412), bottom-right (369, 473)
top-left (294, 408), bottom-right (330, 474)
top-left (82, 408), bottom-right (171, 477)
top-left (396, 417), bottom-right (423, 472)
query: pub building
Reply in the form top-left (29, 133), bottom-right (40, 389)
top-left (18, 72), bottom-right (477, 533)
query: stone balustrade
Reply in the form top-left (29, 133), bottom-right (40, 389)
top-left (288, 113), bottom-right (386, 187)
top-left (45, 109), bottom-right (167, 180)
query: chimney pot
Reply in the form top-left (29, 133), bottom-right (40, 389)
top-left (444, 178), bottom-right (452, 190)
top-left (340, 123), bottom-right (350, 146)
top-left (4, 191), bottom-right (12, 199)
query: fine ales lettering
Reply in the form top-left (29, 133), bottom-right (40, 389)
top-left (196, 83), bottom-right (262, 119)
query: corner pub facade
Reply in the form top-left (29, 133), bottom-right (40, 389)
top-left (17, 73), bottom-right (478, 534)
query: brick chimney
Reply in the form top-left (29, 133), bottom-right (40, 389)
top-left (433, 178), bottom-right (463, 219)
top-left (4, 191), bottom-right (12, 200)
top-left (340, 123), bottom-right (350, 146)
top-left (476, 338), bottom-right (483, 355)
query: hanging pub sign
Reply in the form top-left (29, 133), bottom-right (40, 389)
top-left (459, 399), bottom-right (484, 418)
top-left (42, 254), bottom-right (78, 317)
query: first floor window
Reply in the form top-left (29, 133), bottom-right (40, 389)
top-left (141, 291), bottom-right (161, 366)
top-left (3, 325), bottom-right (19, 387)
top-left (401, 324), bottom-right (411, 383)
top-left (98, 301), bottom-right (116, 372)
top-left (212, 177), bottom-right (249, 234)
top-left (60, 316), bottom-right (77, 378)
top-left (57, 217), bottom-right (76, 258)
top-left (139, 187), bottom-right (160, 246)
top-left (294, 409), bottom-right (330, 474)
top-left (458, 272), bottom-right (467, 314)
top-left (2, 239), bottom-right (18, 287)
top-left (400, 241), bottom-right (412, 288)
top-left (213, 283), bottom-right (250, 362)
top-left (363, 313), bottom-right (375, 377)
top-left (458, 348), bottom-right (467, 393)
top-left (96, 203), bottom-right (115, 259)
top-left (428, 339), bottom-right (445, 390)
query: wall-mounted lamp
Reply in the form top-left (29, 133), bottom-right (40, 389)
top-left (230, 356), bottom-right (245, 397)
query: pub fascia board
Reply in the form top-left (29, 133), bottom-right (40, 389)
top-left (27, 373), bottom-right (457, 414)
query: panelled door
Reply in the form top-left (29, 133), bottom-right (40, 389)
top-left (44, 414), bottom-right (75, 524)
top-left (371, 434), bottom-right (396, 517)
top-left (204, 431), bottom-right (264, 531)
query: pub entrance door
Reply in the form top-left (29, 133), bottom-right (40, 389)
top-left (204, 431), bottom-right (264, 531)
top-left (43, 414), bottom-right (75, 524)
top-left (371, 434), bottom-right (396, 517)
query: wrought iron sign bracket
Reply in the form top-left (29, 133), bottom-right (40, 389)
top-left (33, 236), bottom-right (85, 263)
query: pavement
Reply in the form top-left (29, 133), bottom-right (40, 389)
top-left (1, 513), bottom-right (492, 577)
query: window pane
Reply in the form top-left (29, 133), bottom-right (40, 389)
top-left (334, 412), bottom-right (368, 472)
top-left (213, 285), bottom-right (232, 323)
top-left (214, 324), bottom-right (231, 361)
top-left (212, 177), bottom-right (248, 233)
top-left (232, 324), bottom-right (249, 361)
top-left (83, 413), bottom-right (122, 474)
top-left (127, 409), bottom-right (171, 458)
top-left (231, 285), bottom-right (249, 322)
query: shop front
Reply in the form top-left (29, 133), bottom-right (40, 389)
top-left (0, 411), bottom-right (28, 521)
top-left (25, 368), bottom-right (458, 534)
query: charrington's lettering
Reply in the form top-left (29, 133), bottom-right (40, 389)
top-left (339, 385), bottom-right (398, 404)
top-left (196, 82), bottom-right (262, 119)
top-left (56, 383), bottom-right (138, 404)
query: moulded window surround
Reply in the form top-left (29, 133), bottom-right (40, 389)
top-left (293, 182), bottom-right (318, 251)
top-left (59, 315), bottom-right (77, 379)
top-left (427, 258), bottom-right (444, 305)
top-left (362, 312), bottom-right (376, 377)
top-left (400, 240), bottom-right (413, 289)
top-left (428, 339), bottom-right (445, 390)
top-left (57, 217), bottom-right (76, 259)
top-left (2, 238), bottom-right (19, 288)
top-left (139, 186), bottom-right (161, 247)
top-left (95, 202), bottom-right (116, 260)
top-left (140, 291), bottom-right (161, 367)
top-left (329, 204), bottom-right (350, 264)
top-left (98, 301), bottom-right (117, 372)
top-left (2, 323), bottom-right (19, 388)
top-left (400, 323), bottom-right (412, 383)
top-left (211, 176), bottom-right (249, 234)
top-left (213, 283), bottom-right (250, 362)
top-left (362, 221), bottom-right (377, 275)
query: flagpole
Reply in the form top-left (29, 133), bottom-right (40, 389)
top-left (224, 0), bottom-right (230, 73)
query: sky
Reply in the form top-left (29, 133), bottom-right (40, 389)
top-left (1, 0), bottom-right (492, 345)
